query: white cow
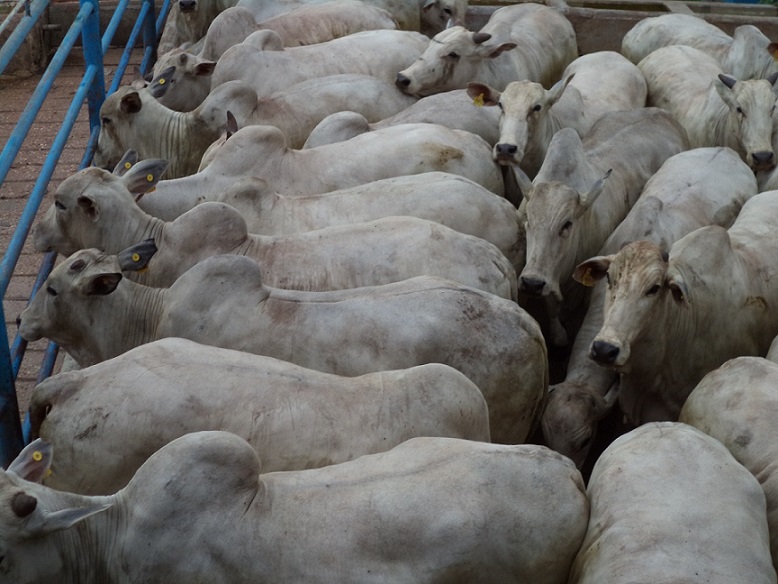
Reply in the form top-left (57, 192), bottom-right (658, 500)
top-left (157, 0), bottom-right (239, 56)
top-left (395, 2), bottom-right (578, 97)
top-left (569, 422), bottom-right (777, 584)
top-left (18, 251), bottom-right (548, 443)
top-left (303, 89), bottom-right (501, 148)
top-left (29, 337), bottom-right (490, 495)
top-left (94, 76), bottom-right (416, 175)
top-left (542, 146), bottom-right (758, 469)
top-left (211, 29), bottom-right (429, 99)
top-left (32, 163), bottom-right (517, 298)
top-left (513, 108), bottom-right (690, 347)
top-left (0, 431), bottom-right (588, 583)
top-left (136, 122), bottom-right (506, 220)
top-left (212, 173), bottom-right (525, 271)
top-left (639, 44), bottom-right (778, 172)
top-left (466, 51), bottom-right (647, 178)
top-left (622, 13), bottom-right (778, 80)
top-left (576, 190), bottom-right (778, 426)
top-left (681, 356), bottom-right (778, 570)
top-left (418, 0), bottom-right (467, 37)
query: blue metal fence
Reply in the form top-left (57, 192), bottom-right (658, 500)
top-left (0, 0), bottom-right (170, 467)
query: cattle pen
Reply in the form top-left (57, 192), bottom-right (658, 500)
top-left (1, 0), bottom-right (777, 467)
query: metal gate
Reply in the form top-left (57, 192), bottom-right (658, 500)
top-left (0, 0), bottom-right (169, 467)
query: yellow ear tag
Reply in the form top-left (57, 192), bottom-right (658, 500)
top-left (159, 78), bottom-right (166, 85)
top-left (473, 93), bottom-right (485, 107)
top-left (132, 253), bottom-right (141, 262)
top-left (580, 268), bottom-right (595, 287)
top-left (146, 174), bottom-right (154, 182)
top-left (32, 451), bottom-right (43, 462)
top-left (124, 162), bottom-right (132, 170)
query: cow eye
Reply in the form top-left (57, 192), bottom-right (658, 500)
top-left (443, 7), bottom-right (452, 14)
top-left (446, 52), bottom-right (459, 60)
top-left (46, 285), bottom-right (57, 296)
top-left (497, 101), bottom-right (503, 111)
top-left (101, 116), bottom-right (111, 125)
top-left (559, 220), bottom-right (573, 236)
top-left (736, 106), bottom-right (743, 114)
top-left (532, 104), bottom-right (542, 112)
top-left (646, 284), bottom-right (661, 296)
top-left (54, 200), bottom-right (66, 210)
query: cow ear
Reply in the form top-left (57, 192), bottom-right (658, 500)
top-left (768, 42), bottom-right (778, 63)
top-left (6, 439), bottom-right (53, 483)
top-left (485, 42), bottom-right (517, 58)
top-left (84, 273), bottom-right (123, 296)
top-left (117, 239), bottom-right (157, 272)
top-left (148, 66), bottom-right (176, 99)
top-left (573, 255), bottom-right (612, 286)
top-left (194, 61), bottom-right (216, 77)
top-left (547, 73), bottom-right (575, 107)
top-left (665, 273), bottom-right (689, 305)
top-left (122, 159), bottom-right (169, 201)
top-left (24, 503), bottom-right (112, 537)
top-left (120, 91), bottom-right (143, 114)
top-left (76, 194), bottom-right (100, 222)
top-left (577, 169), bottom-right (612, 213)
top-left (466, 82), bottom-right (500, 107)
top-left (113, 150), bottom-right (139, 176)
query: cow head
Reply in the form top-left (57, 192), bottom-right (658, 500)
top-left (468, 75), bottom-right (575, 167)
top-left (420, 0), bottom-right (467, 37)
top-left (149, 49), bottom-right (216, 112)
top-left (518, 168), bottom-right (611, 302)
top-left (575, 240), bottom-right (683, 371)
top-left (395, 27), bottom-right (516, 97)
top-left (541, 381), bottom-right (619, 469)
top-left (92, 86), bottom-right (148, 172)
top-left (716, 72), bottom-right (778, 172)
top-left (0, 440), bottom-right (111, 582)
top-left (33, 158), bottom-right (168, 257)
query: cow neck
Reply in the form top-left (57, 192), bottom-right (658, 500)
top-left (124, 211), bottom-right (165, 253)
top-left (157, 112), bottom-right (213, 178)
top-left (83, 281), bottom-right (165, 366)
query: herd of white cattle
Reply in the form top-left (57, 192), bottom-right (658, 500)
top-left (7, 0), bottom-right (778, 580)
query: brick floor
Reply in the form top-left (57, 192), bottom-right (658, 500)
top-left (1, 46), bottom-right (143, 429)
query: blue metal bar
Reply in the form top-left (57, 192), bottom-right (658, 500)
top-left (0, 0), bottom-right (49, 76)
top-left (101, 0), bottom-right (132, 54)
top-left (81, 0), bottom-right (106, 133)
top-left (155, 0), bottom-right (171, 44)
top-left (108, 0), bottom-right (153, 92)
top-left (0, 2), bottom-right (89, 195)
top-left (0, 0), bottom-right (29, 38)
top-left (0, 63), bottom-right (98, 301)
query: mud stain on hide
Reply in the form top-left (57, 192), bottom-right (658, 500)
top-left (744, 296), bottom-right (768, 310)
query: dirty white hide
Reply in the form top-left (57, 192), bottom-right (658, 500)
top-left (513, 108), bottom-right (689, 347)
top-left (136, 122), bottom-right (505, 220)
top-left (211, 173), bottom-right (524, 271)
top-left (303, 89), bottom-right (501, 148)
top-left (681, 356), bottom-right (778, 570)
top-left (18, 251), bottom-right (547, 443)
top-left (29, 337), bottom-right (490, 495)
top-left (638, 44), bottom-right (778, 172)
top-left (542, 146), bottom-right (758, 469)
top-left (466, 50), bottom-right (647, 178)
top-left (577, 190), bottom-right (778, 426)
top-left (569, 422), bottom-right (777, 584)
top-left (210, 29), bottom-right (429, 99)
top-left (395, 2), bottom-right (577, 97)
top-left (0, 431), bottom-right (588, 583)
top-left (622, 13), bottom-right (778, 80)
top-left (32, 164), bottom-right (517, 298)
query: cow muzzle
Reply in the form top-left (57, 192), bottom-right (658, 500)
top-left (395, 73), bottom-right (411, 92)
top-left (589, 339), bottom-right (630, 369)
top-left (493, 143), bottom-right (519, 165)
top-left (178, 0), bottom-right (196, 12)
top-left (749, 150), bottom-right (775, 173)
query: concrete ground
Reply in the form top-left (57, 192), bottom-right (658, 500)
top-left (1, 46), bottom-right (142, 427)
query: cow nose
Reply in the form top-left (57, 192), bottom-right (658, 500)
top-left (519, 276), bottom-right (545, 296)
top-left (752, 151), bottom-right (775, 167)
top-left (179, 0), bottom-right (196, 11)
top-left (395, 73), bottom-right (410, 90)
top-left (494, 143), bottom-right (518, 157)
top-left (590, 340), bottom-right (620, 366)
